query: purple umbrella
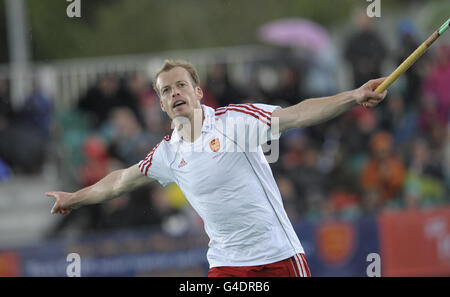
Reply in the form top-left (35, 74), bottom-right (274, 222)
top-left (258, 18), bottom-right (330, 52)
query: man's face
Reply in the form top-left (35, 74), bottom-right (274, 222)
top-left (156, 67), bottom-right (203, 120)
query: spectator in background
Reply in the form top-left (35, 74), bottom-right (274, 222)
top-left (395, 19), bottom-right (426, 108)
top-left (302, 190), bottom-right (333, 223)
top-left (271, 47), bottom-right (306, 106)
top-left (418, 92), bottom-right (441, 136)
top-left (444, 126), bottom-right (450, 189)
top-left (73, 132), bottom-right (167, 234)
top-left (281, 135), bottom-right (329, 212)
top-left (344, 8), bottom-right (387, 89)
top-left (78, 74), bottom-right (119, 128)
top-left (361, 131), bottom-right (406, 212)
top-left (275, 173), bottom-right (302, 222)
top-left (379, 92), bottom-right (418, 153)
top-left (327, 141), bottom-right (360, 195)
top-left (93, 161), bottom-right (161, 232)
top-left (0, 80), bottom-right (52, 173)
top-left (106, 107), bottom-right (159, 166)
top-left (78, 74), bottom-right (143, 129)
top-left (304, 45), bottom-right (339, 98)
top-left (127, 76), bottom-right (175, 138)
top-left (326, 142), bottom-right (363, 219)
top-left (19, 80), bottom-right (53, 137)
top-left (342, 106), bottom-right (379, 160)
top-left (0, 79), bottom-right (12, 181)
top-left (18, 80), bottom-right (53, 172)
top-left (280, 130), bottom-right (308, 171)
top-left (116, 73), bottom-right (147, 128)
top-left (205, 62), bottom-right (245, 106)
top-left (418, 92), bottom-right (447, 153)
top-left (422, 45), bottom-right (450, 127)
top-left (137, 84), bottom-right (170, 137)
top-left (0, 79), bottom-right (12, 171)
top-left (79, 135), bottom-right (111, 188)
top-left (404, 137), bottom-right (446, 208)
top-left (274, 65), bottom-right (303, 106)
top-left (150, 185), bottom-right (189, 235)
top-left (79, 113), bottom-right (162, 232)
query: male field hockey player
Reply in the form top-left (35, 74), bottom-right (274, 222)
top-left (47, 60), bottom-right (386, 277)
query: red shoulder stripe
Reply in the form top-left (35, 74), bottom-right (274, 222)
top-left (215, 107), bottom-right (270, 127)
top-left (139, 134), bottom-right (171, 176)
top-left (247, 104), bottom-right (272, 116)
top-left (228, 104), bottom-right (271, 122)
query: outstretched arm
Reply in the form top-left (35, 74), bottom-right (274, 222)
top-left (46, 163), bottom-right (153, 215)
top-left (272, 78), bottom-right (387, 133)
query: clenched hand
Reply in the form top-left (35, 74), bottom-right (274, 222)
top-left (354, 78), bottom-right (388, 108)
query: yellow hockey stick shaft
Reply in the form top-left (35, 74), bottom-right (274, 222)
top-left (374, 31), bottom-right (440, 93)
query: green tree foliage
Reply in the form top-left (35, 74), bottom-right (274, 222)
top-left (25, 0), bottom-right (356, 61)
top-left (0, 0), bottom-right (432, 62)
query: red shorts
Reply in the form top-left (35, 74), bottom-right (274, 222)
top-left (208, 253), bottom-right (311, 277)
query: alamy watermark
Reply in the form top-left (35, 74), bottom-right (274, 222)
top-left (66, 0), bottom-right (81, 18)
top-left (64, 252), bottom-right (380, 276)
top-left (366, 0), bottom-right (381, 18)
top-left (66, 253), bottom-right (81, 277)
top-left (366, 252), bottom-right (381, 277)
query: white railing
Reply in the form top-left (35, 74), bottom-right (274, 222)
top-left (0, 45), bottom-right (275, 111)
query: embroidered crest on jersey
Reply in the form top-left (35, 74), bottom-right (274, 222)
top-left (178, 158), bottom-right (187, 168)
top-left (209, 138), bottom-right (220, 152)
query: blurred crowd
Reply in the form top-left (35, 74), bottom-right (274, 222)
top-left (1, 16), bottom-right (449, 239)
top-left (0, 79), bottom-right (52, 178)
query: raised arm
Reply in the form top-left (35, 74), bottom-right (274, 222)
top-left (272, 78), bottom-right (387, 133)
top-left (46, 163), bottom-right (153, 215)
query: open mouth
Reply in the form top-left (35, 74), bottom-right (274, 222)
top-left (173, 100), bottom-right (186, 109)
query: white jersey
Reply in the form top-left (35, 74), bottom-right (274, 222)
top-left (138, 104), bottom-right (304, 267)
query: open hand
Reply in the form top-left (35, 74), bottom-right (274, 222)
top-left (354, 78), bottom-right (388, 108)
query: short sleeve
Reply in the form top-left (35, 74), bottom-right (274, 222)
top-left (246, 103), bottom-right (281, 145)
top-left (138, 136), bottom-right (174, 187)
top-left (215, 103), bottom-right (281, 150)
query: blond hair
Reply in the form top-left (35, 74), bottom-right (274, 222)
top-left (153, 59), bottom-right (200, 96)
